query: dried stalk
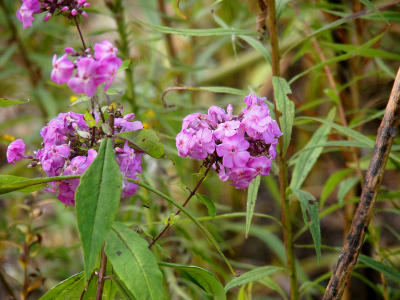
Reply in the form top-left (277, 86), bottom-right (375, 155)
top-left (323, 65), bottom-right (400, 299)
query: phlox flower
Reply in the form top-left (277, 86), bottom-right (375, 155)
top-left (216, 134), bottom-right (250, 168)
top-left (68, 58), bottom-right (100, 97)
top-left (213, 120), bottom-right (240, 140)
top-left (189, 128), bottom-right (216, 161)
top-left (7, 139), bottom-right (27, 165)
top-left (16, 0), bottom-right (41, 28)
top-left (96, 56), bottom-right (123, 91)
top-left (94, 40), bottom-right (118, 61)
top-left (51, 54), bottom-right (74, 84)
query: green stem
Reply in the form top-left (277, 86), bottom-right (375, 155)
top-left (110, 0), bottom-right (136, 113)
top-left (267, 0), bottom-right (299, 299)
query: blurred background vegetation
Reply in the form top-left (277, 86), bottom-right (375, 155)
top-left (1, 0), bottom-right (400, 299)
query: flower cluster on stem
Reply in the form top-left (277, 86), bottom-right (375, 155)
top-left (6, 110), bottom-right (144, 205)
top-left (176, 94), bottom-right (282, 189)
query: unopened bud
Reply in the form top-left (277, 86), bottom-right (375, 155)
top-left (27, 162), bottom-right (38, 168)
top-left (83, 3), bottom-right (91, 7)
top-left (64, 47), bottom-right (74, 54)
top-left (115, 147), bottom-right (124, 153)
top-left (71, 9), bottom-right (77, 16)
top-left (85, 47), bottom-right (91, 54)
top-left (61, 6), bottom-right (69, 12)
top-left (78, 0), bottom-right (86, 5)
top-left (81, 11), bottom-right (88, 18)
top-left (43, 12), bottom-right (52, 22)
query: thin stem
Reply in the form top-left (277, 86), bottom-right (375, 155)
top-left (267, 1), bottom-right (299, 299)
top-left (148, 158), bottom-right (215, 248)
top-left (323, 65), bottom-right (400, 300)
top-left (73, 16), bottom-right (87, 50)
top-left (96, 244), bottom-right (107, 300)
top-left (0, 268), bottom-right (18, 300)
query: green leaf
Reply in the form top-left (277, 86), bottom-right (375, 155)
top-left (0, 98), bottom-right (29, 108)
top-left (238, 35), bottom-right (271, 65)
top-left (108, 275), bottom-right (136, 300)
top-left (39, 272), bottom-right (84, 300)
top-left (225, 266), bottom-right (285, 292)
top-left (0, 175), bottom-right (80, 195)
top-left (245, 175), bottom-right (260, 239)
top-left (290, 108), bottom-right (335, 189)
top-left (296, 116), bottom-right (400, 164)
top-left (105, 89), bottom-right (123, 96)
top-left (172, 0), bottom-right (187, 19)
top-left (68, 95), bottom-right (90, 107)
top-left (0, 175), bottom-right (45, 193)
top-left (135, 18), bottom-right (259, 37)
top-left (117, 60), bottom-right (131, 73)
top-left (159, 262), bottom-right (226, 300)
top-left (320, 169), bottom-right (354, 207)
top-left (359, 0), bottom-right (389, 24)
top-left (272, 76), bottom-right (294, 155)
top-left (156, 243), bottom-right (171, 259)
top-left (321, 42), bottom-right (400, 60)
top-left (165, 212), bottom-right (181, 225)
top-left (104, 261), bottom-right (119, 300)
top-left (116, 129), bottom-right (165, 158)
top-left (289, 33), bottom-right (385, 84)
top-left (127, 178), bottom-right (237, 276)
top-left (105, 222), bottom-right (164, 300)
top-left (290, 188), bottom-right (321, 265)
top-left (358, 254), bottom-right (400, 283)
top-left (84, 111), bottom-right (96, 127)
top-left (211, 0), bottom-right (224, 6)
top-left (338, 177), bottom-right (360, 208)
top-left (75, 138), bottom-right (122, 281)
top-left (196, 194), bottom-right (216, 222)
top-left (183, 85), bottom-right (249, 96)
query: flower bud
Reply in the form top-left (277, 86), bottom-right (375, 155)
top-left (27, 161), bottom-right (38, 168)
top-left (43, 12), bottom-right (52, 22)
top-left (64, 47), bottom-right (74, 54)
top-left (71, 9), bottom-right (77, 16)
top-left (61, 6), bottom-right (69, 11)
top-left (81, 11), bottom-right (88, 18)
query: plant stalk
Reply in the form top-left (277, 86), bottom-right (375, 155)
top-left (323, 64), bottom-right (400, 300)
top-left (96, 244), bottom-right (107, 300)
top-left (266, 1), bottom-right (299, 299)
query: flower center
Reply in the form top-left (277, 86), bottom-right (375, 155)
top-left (231, 148), bottom-right (236, 153)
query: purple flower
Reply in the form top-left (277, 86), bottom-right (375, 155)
top-left (176, 130), bottom-right (192, 157)
top-left (216, 134), bottom-right (250, 168)
top-left (16, 0), bottom-right (41, 28)
top-left (213, 120), bottom-right (240, 140)
top-left (68, 58), bottom-right (100, 97)
top-left (7, 139), bottom-right (27, 165)
top-left (57, 182), bottom-right (76, 206)
top-left (117, 142), bottom-right (142, 174)
top-left (246, 156), bottom-right (271, 176)
top-left (121, 175), bottom-right (138, 198)
top-left (63, 149), bottom-right (97, 189)
top-left (94, 40), bottom-right (118, 61)
top-left (114, 118), bottom-right (143, 133)
top-left (96, 56), bottom-right (122, 91)
top-left (41, 144), bottom-right (70, 177)
top-left (242, 105), bottom-right (271, 137)
top-left (243, 93), bottom-right (267, 109)
top-left (208, 106), bottom-right (226, 123)
top-left (51, 54), bottom-right (74, 84)
top-left (188, 128), bottom-right (216, 161)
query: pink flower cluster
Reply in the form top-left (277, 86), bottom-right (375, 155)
top-left (51, 40), bottom-right (122, 97)
top-left (17, 0), bottom-right (91, 28)
top-left (6, 111), bottom-right (144, 205)
top-left (176, 94), bottom-right (282, 189)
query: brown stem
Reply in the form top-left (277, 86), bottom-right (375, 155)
top-left (96, 244), bottom-right (107, 300)
top-left (0, 268), bottom-right (18, 300)
top-left (73, 16), bottom-right (87, 50)
top-left (267, 1), bottom-right (298, 299)
top-left (148, 157), bottom-right (215, 248)
top-left (323, 65), bottom-right (400, 299)
top-left (156, 0), bottom-right (178, 63)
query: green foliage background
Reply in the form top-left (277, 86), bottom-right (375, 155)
top-left (1, 0), bottom-right (400, 299)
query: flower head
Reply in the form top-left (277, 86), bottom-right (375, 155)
top-left (7, 139), bottom-right (26, 165)
top-left (51, 54), bottom-right (74, 84)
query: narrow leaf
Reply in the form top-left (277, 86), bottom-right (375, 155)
top-left (0, 175), bottom-right (80, 195)
top-left (116, 129), bottom-right (165, 158)
top-left (291, 188), bottom-right (321, 265)
top-left (127, 178), bottom-right (237, 276)
top-left (290, 108), bottom-right (335, 189)
top-left (39, 272), bottom-right (84, 300)
top-left (159, 262), bottom-right (226, 300)
top-left (75, 138), bottom-right (122, 280)
top-left (0, 175), bottom-right (45, 193)
top-left (359, 0), bottom-right (389, 24)
top-left (196, 194), bottom-right (216, 222)
top-left (117, 60), bottom-right (131, 73)
top-left (238, 35), bottom-right (271, 64)
top-left (211, 0), bottom-right (224, 6)
top-left (109, 275), bottom-right (136, 300)
top-left (225, 266), bottom-right (285, 292)
top-left (272, 76), bottom-right (294, 154)
top-left (135, 18), bottom-right (259, 37)
top-left (359, 254), bottom-right (400, 283)
top-left (338, 177), bottom-right (360, 207)
top-left (245, 175), bottom-right (260, 238)
top-left (105, 222), bottom-right (164, 300)
top-left (172, 0), bottom-right (187, 19)
top-left (0, 98), bottom-right (29, 108)
top-left (68, 95), bottom-right (90, 107)
top-left (320, 169), bottom-right (353, 207)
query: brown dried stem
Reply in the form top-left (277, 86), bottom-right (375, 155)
top-left (96, 244), bottom-right (107, 300)
top-left (323, 65), bottom-right (400, 299)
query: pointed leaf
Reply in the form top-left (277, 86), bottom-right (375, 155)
top-left (238, 35), bottom-right (271, 65)
top-left (291, 188), bottom-right (321, 265)
top-left (0, 175), bottom-right (45, 193)
top-left (290, 108), bottom-right (335, 189)
top-left (116, 129), bottom-right (165, 158)
top-left (159, 262), bottom-right (226, 300)
top-left (358, 254), bottom-right (400, 283)
top-left (272, 76), bottom-right (294, 154)
top-left (75, 138), bottom-right (122, 280)
top-left (135, 18), bottom-right (259, 37)
top-left (338, 177), bottom-right (360, 208)
top-left (320, 169), bottom-right (353, 207)
top-left (68, 96), bottom-right (90, 107)
top-left (39, 272), bottom-right (84, 300)
top-left (245, 175), bottom-right (260, 238)
top-left (196, 193), bottom-right (216, 222)
top-left (0, 98), bottom-right (29, 108)
top-left (117, 60), bottom-right (131, 73)
top-left (225, 266), bottom-right (286, 292)
top-left (172, 0), bottom-right (187, 19)
top-left (105, 222), bottom-right (164, 300)
top-left (359, 0), bottom-right (389, 24)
